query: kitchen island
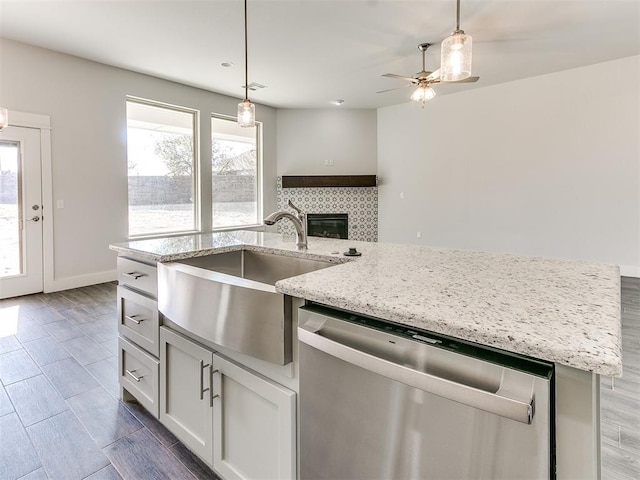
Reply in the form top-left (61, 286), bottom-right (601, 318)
top-left (110, 230), bottom-right (622, 479)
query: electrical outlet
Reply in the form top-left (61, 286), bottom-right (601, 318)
top-left (329, 159), bottom-right (334, 166)
top-left (324, 159), bottom-right (329, 166)
top-left (400, 192), bottom-right (405, 199)
top-left (416, 231), bottom-right (422, 238)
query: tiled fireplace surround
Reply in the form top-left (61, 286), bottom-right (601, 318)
top-left (275, 177), bottom-right (378, 242)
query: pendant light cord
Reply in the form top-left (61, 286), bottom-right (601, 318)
top-left (456, 0), bottom-right (461, 32)
top-left (244, 0), bottom-right (249, 102)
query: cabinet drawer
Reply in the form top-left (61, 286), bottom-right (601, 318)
top-left (119, 336), bottom-right (159, 418)
top-left (118, 256), bottom-right (157, 297)
top-left (117, 286), bottom-right (159, 357)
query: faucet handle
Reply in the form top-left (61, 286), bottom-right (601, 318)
top-left (288, 199), bottom-right (304, 216)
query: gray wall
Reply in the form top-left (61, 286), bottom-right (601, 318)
top-left (0, 38), bottom-right (277, 288)
top-left (377, 56), bottom-right (640, 274)
top-left (276, 109), bottom-right (377, 176)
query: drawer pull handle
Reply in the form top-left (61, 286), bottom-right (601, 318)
top-left (124, 272), bottom-right (145, 280)
top-left (126, 369), bottom-right (143, 382)
top-left (125, 315), bottom-right (144, 325)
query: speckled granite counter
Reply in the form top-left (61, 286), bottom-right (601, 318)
top-left (111, 231), bottom-right (622, 376)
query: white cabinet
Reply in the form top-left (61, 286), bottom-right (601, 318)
top-left (160, 327), bottom-right (214, 465)
top-left (119, 336), bottom-right (160, 417)
top-left (213, 353), bottom-right (296, 480)
top-left (160, 327), bottom-right (297, 480)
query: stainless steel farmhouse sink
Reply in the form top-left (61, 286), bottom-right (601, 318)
top-left (157, 250), bottom-right (335, 365)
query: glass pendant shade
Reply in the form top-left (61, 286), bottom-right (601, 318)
top-left (441, 31), bottom-right (472, 82)
top-left (0, 108), bottom-right (8, 129)
top-left (237, 99), bottom-right (255, 128)
top-left (410, 85), bottom-right (436, 105)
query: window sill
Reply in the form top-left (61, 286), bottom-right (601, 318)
top-left (127, 225), bottom-right (265, 242)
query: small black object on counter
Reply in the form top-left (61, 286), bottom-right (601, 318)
top-left (344, 247), bottom-right (362, 257)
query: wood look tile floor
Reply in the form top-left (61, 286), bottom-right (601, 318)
top-left (0, 279), bottom-right (638, 479)
top-left (0, 283), bottom-right (219, 480)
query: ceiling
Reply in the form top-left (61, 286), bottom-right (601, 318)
top-left (1, 1), bottom-right (639, 109)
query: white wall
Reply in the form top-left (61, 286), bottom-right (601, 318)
top-left (276, 109), bottom-right (377, 175)
top-left (0, 39), bottom-right (278, 291)
top-left (378, 56), bottom-right (640, 274)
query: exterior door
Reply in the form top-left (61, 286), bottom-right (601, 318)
top-left (0, 126), bottom-right (43, 299)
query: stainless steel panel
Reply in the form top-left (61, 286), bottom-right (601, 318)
top-left (158, 250), bottom-right (333, 365)
top-left (299, 313), bottom-right (534, 424)
top-left (159, 267), bottom-right (275, 364)
top-left (299, 308), bottom-right (552, 480)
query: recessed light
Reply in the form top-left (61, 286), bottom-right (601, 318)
top-left (331, 99), bottom-right (345, 106)
top-left (221, 62), bottom-right (234, 68)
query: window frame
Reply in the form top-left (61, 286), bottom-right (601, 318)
top-left (125, 96), bottom-right (200, 239)
top-left (124, 98), bottom-right (264, 240)
top-left (210, 113), bottom-right (263, 231)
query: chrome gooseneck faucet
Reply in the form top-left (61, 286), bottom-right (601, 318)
top-left (264, 200), bottom-right (307, 249)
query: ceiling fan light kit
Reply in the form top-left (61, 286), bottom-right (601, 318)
top-left (441, 0), bottom-right (473, 82)
top-left (410, 84), bottom-right (436, 106)
top-left (237, 0), bottom-right (255, 128)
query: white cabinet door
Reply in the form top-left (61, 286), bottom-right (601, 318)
top-left (213, 353), bottom-right (297, 480)
top-left (160, 327), bottom-right (214, 465)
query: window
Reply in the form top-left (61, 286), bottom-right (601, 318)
top-left (211, 115), bottom-right (261, 228)
top-left (126, 99), bottom-right (198, 237)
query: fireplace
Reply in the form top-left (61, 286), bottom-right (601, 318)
top-left (307, 214), bottom-right (348, 239)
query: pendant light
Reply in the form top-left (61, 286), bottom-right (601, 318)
top-left (0, 108), bottom-right (8, 130)
top-left (440, 0), bottom-right (472, 82)
top-left (237, 0), bottom-right (255, 128)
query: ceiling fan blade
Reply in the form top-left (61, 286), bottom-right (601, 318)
top-left (382, 73), bottom-right (419, 83)
top-left (445, 76), bottom-right (480, 83)
top-left (376, 84), bottom-right (414, 94)
top-left (425, 69), bottom-right (440, 82)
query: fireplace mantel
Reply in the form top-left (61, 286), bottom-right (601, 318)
top-left (281, 175), bottom-right (377, 188)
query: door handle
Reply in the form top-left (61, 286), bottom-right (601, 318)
top-left (25, 216), bottom-right (40, 222)
top-left (209, 368), bottom-right (220, 406)
top-left (200, 360), bottom-right (211, 403)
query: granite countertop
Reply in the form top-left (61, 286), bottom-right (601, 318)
top-left (111, 231), bottom-right (622, 376)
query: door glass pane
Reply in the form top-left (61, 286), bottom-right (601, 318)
top-left (0, 141), bottom-right (21, 277)
top-left (126, 100), bottom-right (197, 237)
top-left (211, 116), bottom-right (260, 228)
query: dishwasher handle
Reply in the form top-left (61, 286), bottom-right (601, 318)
top-left (298, 323), bottom-right (534, 425)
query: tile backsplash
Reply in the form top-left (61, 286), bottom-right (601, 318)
top-left (275, 177), bottom-right (378, 242)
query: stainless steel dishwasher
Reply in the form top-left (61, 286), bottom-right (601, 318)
top-left (298, 304), bottom-right (555, 480)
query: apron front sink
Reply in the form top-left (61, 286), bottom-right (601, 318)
top-left (158, 250), bottom-right (334, 365)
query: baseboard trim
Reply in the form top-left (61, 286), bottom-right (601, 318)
top-left (44, 269), bottom-right (117, 293)
top-left (620, 265), bottom-right (640, 278)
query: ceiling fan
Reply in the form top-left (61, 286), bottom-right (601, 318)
top-left (378, 43), bottom-right (479, 105)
